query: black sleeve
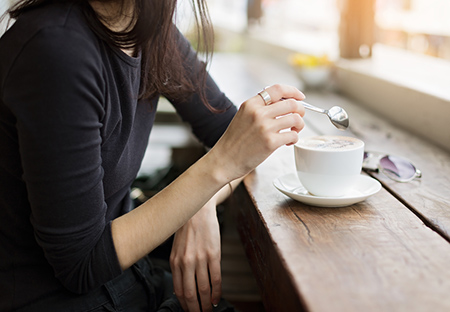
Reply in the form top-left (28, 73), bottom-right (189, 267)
top-left (164, 30), bottom-right (237, 148)
top-left (2, 27), bottom-right (122, 293)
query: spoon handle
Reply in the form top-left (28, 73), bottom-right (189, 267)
top-left (300, 101), bottom-right (326, 114)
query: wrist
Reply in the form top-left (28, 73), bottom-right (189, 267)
top-left (199, 201), bottom-right (218, 219)
top-left (198, 147), bottom-right (233, 187)
top-left (184, 200), bottom-right (217, 228)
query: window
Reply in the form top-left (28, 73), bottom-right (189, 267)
top-left (376, 0), bottom-right (450, 60)
top-left (204, 0), bottom-right (450, 152)
top-left (207, 0), bottom-right (340, 59)
top-left (206, 0), bottom-right (450, 62)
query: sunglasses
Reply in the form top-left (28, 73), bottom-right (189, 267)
top-left (363, 151), bottom-right (422, 182)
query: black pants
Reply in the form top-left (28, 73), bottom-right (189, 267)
top-left (17, 256), bottom-right (235, 312)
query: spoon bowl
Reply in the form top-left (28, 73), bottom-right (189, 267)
top-left (327, 106), bottom-right (349, 130)
top-left (300, 101), bottom-right (349, 130)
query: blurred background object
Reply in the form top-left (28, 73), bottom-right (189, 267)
top-left (338, 0), bottom-right (375, 58)
top-left (202, 0), bottom-right (450, 152)
top-left (247, 0), bottom-right (263, 27)
top-left (205, 0), bottom-right (450, 61)
top-left (289, 53), bottom-right (332, 90)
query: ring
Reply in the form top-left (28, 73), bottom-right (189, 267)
top-left (258, 89), bottom-right (272, 105)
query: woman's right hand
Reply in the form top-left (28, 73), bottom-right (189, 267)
top-left (112, 84), bottom-right (305, 271)
top-left (210, 84), bottom-right (306, 182)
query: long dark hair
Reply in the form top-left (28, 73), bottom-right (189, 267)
top-left (6, 0), bottom-right (214, 107)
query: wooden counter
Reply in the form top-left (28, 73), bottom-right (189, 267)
top-left (211, 53), bottom-right (450, 312)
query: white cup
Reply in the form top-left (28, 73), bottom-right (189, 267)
top-left (294, 135), bottom-right (364, 197)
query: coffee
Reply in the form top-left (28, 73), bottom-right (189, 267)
top-left (294, 135), bottom-right (365, 197)
top-left (297, 136), bottom-right (363, 151)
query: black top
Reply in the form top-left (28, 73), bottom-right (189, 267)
top-left (0, 2), bottom-right (236, 310)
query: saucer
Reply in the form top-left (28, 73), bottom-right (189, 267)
top-left (273, 173), bottom-right (381, 207)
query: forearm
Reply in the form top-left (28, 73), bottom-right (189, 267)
top-left (212, 176), bottom-right (244, 206)
top-left (169, 175), bottom-right (242, 311)
top-left (111, 152), bottom-right (229, 270)
top-left (182, 175), bottom-right (244, 230)
top-left (111, 83), bottom-right (306, 271)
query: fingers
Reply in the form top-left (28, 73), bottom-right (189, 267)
top-left (182, 264), bottom-right (202, 312)
top-left (256, 87), bottom-right (306, 146)
top-left (267, 98), bottom-right (305, 118)
top-left (169, 207), bottom-right (222, 312)
top-left (196, 264), bottom-right (213, 312)
top-left (171, 257), bottom-right (219, 312)
top-left (258, 84), bottom-right (305, 106)
top-left (273, 112), bottom-right (305, 134)
top-left (254, 85), bottom-right (306, 120)
top-left (209, 257), bottom-right (222, 307)
top-left (278, 130), bottom-right (302, 146)
top-left (171, 250), bottom-right (203, 312)
top-left (171, 271), bottom-right (188, 311)
top-left (170, 251), bottom-right (190, 311)
top-left (256, 100), bottom-right (305, 144)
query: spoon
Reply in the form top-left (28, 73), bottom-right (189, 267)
top-left (300, 101), bottom-right (349, 130)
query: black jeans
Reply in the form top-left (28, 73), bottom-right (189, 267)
top-left (17, 256), bottom-right (235, 312)
top-left (16, 257), bottom-right (180, 311)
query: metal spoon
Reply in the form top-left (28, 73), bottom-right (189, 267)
top-left (300, 101), bottom-right (349, 130)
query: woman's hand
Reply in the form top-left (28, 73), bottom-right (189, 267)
top-left (170, 199), bottom-right (222, 312)
top-left (210, 84), bottom-right (306, 182)
top-left (111, 85), bottom-right (304, 273)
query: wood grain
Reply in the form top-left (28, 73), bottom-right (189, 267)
top-left (234, 145), bottom-right (450, 312)
top-left (302, 91), bottom-right (450, 241)
top-left (209, 53), bottom-right (450, 312)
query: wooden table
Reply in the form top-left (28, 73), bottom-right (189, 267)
top-left (210, 53), bottom-right (450, 312)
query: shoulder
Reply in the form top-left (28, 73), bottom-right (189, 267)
top-left (0, 2), bottom-right (102, 89)
top-left (2, 1), bottom-right (97, 42)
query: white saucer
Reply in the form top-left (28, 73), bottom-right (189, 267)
top-left (273, 173), bottom-right (381, 207)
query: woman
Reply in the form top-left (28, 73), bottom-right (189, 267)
top-left (0, 0), bottom-right (305, 311)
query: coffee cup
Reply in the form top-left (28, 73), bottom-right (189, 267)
top-left (294, 135), bottom-right (364, 197)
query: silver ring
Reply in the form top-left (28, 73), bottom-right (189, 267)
top-left (258, 89), bottom-right (272, 105)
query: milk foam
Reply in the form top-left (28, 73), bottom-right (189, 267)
top-left (297, 136), bottom-right (363, 151)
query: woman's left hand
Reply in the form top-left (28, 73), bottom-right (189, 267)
top-left (170, 199), bottom-right (222, 312)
